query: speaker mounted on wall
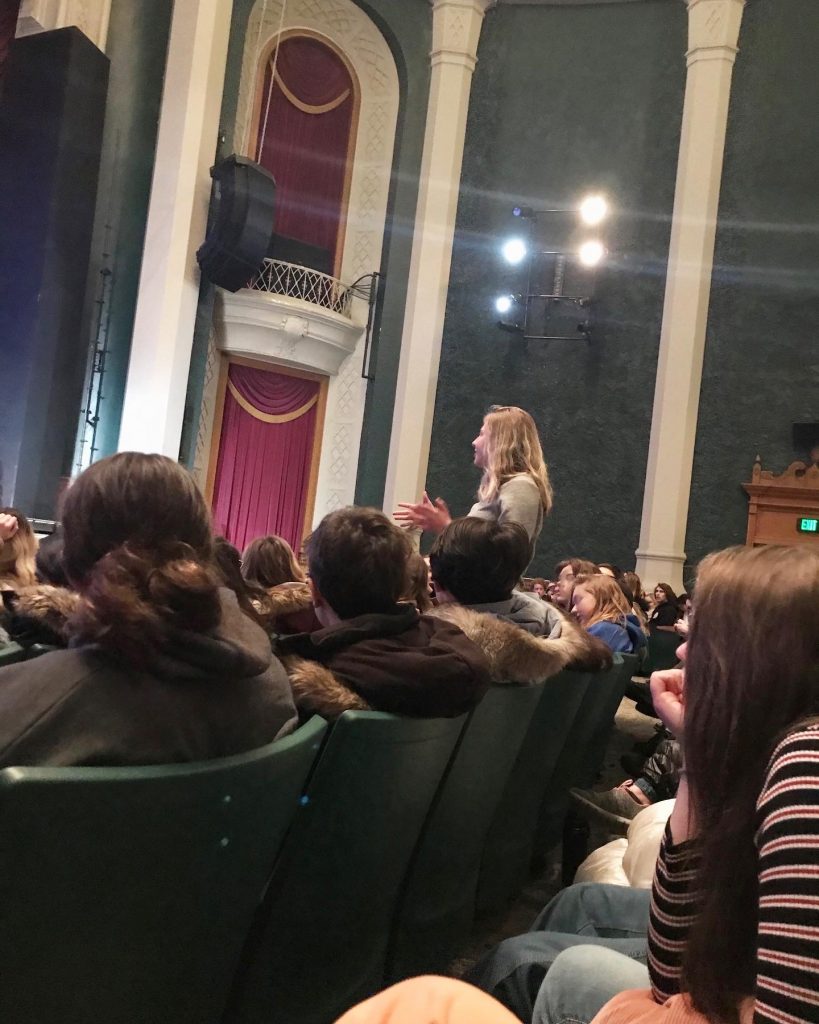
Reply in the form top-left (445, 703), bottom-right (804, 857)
top-left (196, 154), bottom-right (276, 292)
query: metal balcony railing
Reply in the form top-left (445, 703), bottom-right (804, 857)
top-left (249, 258), bottom-right (354, 318)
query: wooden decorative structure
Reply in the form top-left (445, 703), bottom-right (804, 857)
top-left (743, 457), bottom-right (819, 547)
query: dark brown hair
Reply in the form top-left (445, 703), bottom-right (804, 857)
top-left (429, 517), bottom-right (530, 605)
top-left (61, 453), bottom-right (220, 665)
top-left (681, 545), bottom-right (819, 1021)
top-left (554, 557), bottom-right (599, 578)
top-left (212, 536), bottom-right (267, 626)
top-left (242, 535), bottom-right (305, 589)
top-left (403, 552), bottom-right (432, 613)
top-left (653, 581), bottom-right (677, 603)
top-left (306, 507), bottom-right (411, 619)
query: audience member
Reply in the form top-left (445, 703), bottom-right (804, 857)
top-left (212, 536), bottom-right (269, 626)
top-left (647, 582), bottom-right (677, 633)
top-left (597, 563), bottom-right (620, 579)
top-left (469, 543), bottom-right (819, 1024)
top-left (0, 524), bottom-right (76, 649)
top-left (276, 507), bottom-right (492, 720)
top-left (531, 578), bottom-right (548, 599)
top-left (429, 518), bottom-right (562, 638)
top-left (242, 533), bottom-right (306, 587)
top-left (571, 574), bottom-right (645, 654)
top-left (35, 530), bottom-right (69, 587)
top-left (551, 558), bottom-right (599, 611)
top-left (674, 591), bottom-right (692, 637)
top-left (242, 533), bottom-right (315, 635)
top-left (0, 453), bottom-right (297, 766)
top-left (395, 405), bottom-right (553, 562)
top-left (403, 551), bottom-right (433, 613)
top-left (334, 976), bottom-right (520, 1024)
top-left (0, 508), bottom-right (37, 591)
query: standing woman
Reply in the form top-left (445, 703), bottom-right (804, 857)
top-left (648, 582), bottom-right (677, 634)
top-left (394, 406), bottom-right (553, 561)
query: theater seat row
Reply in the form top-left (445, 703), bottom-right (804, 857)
top-left (0, 653), bottom-right (635, 1024)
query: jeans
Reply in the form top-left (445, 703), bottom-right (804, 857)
top-left (465, 883), bottom-right (651, 1023)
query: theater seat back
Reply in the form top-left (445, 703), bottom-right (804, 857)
top-left (0, 716), bottom-right (327, 1024)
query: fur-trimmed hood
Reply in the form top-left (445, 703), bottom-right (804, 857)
top-left (1, 584), bottom-right (80, 647)
top-left (277, 601), bottom-right (611, 721)
top-left (426, 603), bottom-right (612, 684)
top-left (256, 582), bottom-right (320, 636)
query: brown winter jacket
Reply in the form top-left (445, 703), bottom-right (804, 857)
top-left (276, 597), bottom-right (611, 721)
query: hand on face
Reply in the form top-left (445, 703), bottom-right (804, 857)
top-left (393, 492), bottom-right (452, 534)
top-left (650, 642), bottom-right (687, 738)
top-left (0, 514), bottom-right (19, 544)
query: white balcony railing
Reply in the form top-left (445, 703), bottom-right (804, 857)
top-left (249, 258), bottom-right (354, 318)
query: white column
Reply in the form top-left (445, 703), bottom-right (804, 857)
top-left (117, 0), bottom-right (231, 457)
top-left (635, 0), bottom-right (745, 592)
top-left (382, 0), bottom-right (494, 513)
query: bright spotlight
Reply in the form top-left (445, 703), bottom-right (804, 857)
top-left (579, 194), bottom-right (608, 226)
top-left (501, 238), bottom-right (527, 265)
top-left (495, 295), bottom-right (514, 315)
top-left (578, 240), bottom-right (605, 268)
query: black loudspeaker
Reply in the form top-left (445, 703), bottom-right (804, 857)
top-left (268, 233), bottom-right (333, 276)
top-left (0, 28), bottom-right (108, 517)
top-left (196, 154), bottom-right (276, 292)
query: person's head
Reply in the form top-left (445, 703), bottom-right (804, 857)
top-left (403, 551), bottom-right (433, 613)
top-left (653, 582), bottom-right (676, 605)
top-left (34, 530), bottom-right (68, 587)
top-left (212, 536), bottom-right (267, 625)
top-left (531, 578), bottom-right (548, 598)
top-left (597, 563), bottom-right (620, 579)
top-left (622, 571), bottom-right (642, 604)
top-left (306, 507), bottom-right (411, 626)
top-left (0, 507), bottom-right (38, 590)
top-left (680, 546), bottom-right (819, 1019)
top-left (473, 405), bottom-right (553, 514)
top-left (570, 573), bottom-right (630, 629)
top-left (242, 535), bottom-right (305, 589)
top-left (677, 591), bottom-right (692, 617)
top-left (428, 517), bottom-right (530, 606)
top-left (60, 453), bottom-right (220, 664)
top-left (552, 557), bottom-right (599, 610)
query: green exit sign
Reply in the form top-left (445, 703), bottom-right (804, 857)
top-left (798, 517), bottom-right (819, 533)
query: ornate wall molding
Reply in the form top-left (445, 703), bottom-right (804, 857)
top-left (193, 0), bottom-right (399, 520)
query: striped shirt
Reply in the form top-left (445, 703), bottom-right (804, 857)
top-left (648, 726), bottom-right (819, 1024)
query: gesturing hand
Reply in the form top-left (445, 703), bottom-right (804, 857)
top-left (0, 513), bottom-right (19, 544)
top-left (393, 492), bottom-right (452, 535)
top-left (650, 667), bottom-right (685, 738)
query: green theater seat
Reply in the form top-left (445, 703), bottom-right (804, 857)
top-left (0, 641), bottom-right (26, 667)
top-left (0, 716), bottom-right (327, 1024)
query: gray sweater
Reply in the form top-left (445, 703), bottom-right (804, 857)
top-left (468, 474), bottom-right (544, 559)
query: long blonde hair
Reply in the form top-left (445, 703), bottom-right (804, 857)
top-left (477, 405), bottom-right (553, 512)
top-left (0, 507), bottom-right (38, 591)
top-left (573, 573), bottom-right (630, 629)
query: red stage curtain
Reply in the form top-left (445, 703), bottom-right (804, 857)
top-left (0, 0), bottom-right (21, 94)
top-left (211, 364), bottom-right (320, 553)
top-left (256, 35), bottom-right (355, 261)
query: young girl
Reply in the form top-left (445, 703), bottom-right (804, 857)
top-left (591, 543), bottom-right (819, 1024)
top-left (571, 573), bottom-right (644, 654)
top-left (394, 406), bottom-right (552, 560)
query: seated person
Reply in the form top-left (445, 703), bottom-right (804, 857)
top-left (242, 534), bottom-right (316, 634)
top-left (1, 529), bottom-right (79, 649)
top-left (403, 551), bottom-right (433, 613)
top-left (0, 452), bottom-right (298, 766)
top-left (429, 518), bottom-right (563, 637)
top-left (549, 557), bottom-right (599, 610)
top-left (530, 578), bottom-right (549, 599)
top-left (0, 508), bottom-right (38, 592)
top-left (276, 507), bottom-right (492, 720)
top-left (647, 582), bottom-right (678, 633)
top-left (571, 574), bottom-right (646, 653)
top-left (426, 520), bottom-right (611, 684)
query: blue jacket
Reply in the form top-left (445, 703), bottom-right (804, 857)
top-left (588, 616), bottom-right (645, 654)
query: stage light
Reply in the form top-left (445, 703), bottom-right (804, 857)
top-left (501, 238), bottom-right (527, 265)
top-left (512, 205), bottom-right (533, 218)
top-left (495, 294), bottom-right (514, 315)
top-left (578, 194), bottom-right (608, 226)
top-left (578, 239), bottom-right (605, 268)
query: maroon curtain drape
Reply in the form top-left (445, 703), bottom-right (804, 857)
top-left (212, 364), bottom-right (320, 553)
top-left (0, 0), bottom-right (21, 95)
top-left (256, 36), bottom-right (354, 260)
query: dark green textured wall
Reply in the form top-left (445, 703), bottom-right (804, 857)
top-left (685, 0), bottom-right (819, 566)
top-left (352, 0), bottom-right (430, 506)
top-left (426, 1), bottom-right (686, 576)
top-left (89, 0), bottom-right (173, 459)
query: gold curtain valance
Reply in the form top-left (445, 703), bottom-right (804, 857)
top-left (272, 65), bottom-right (351, 115)
top-left (228, 379), bottom-right (318, 423)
